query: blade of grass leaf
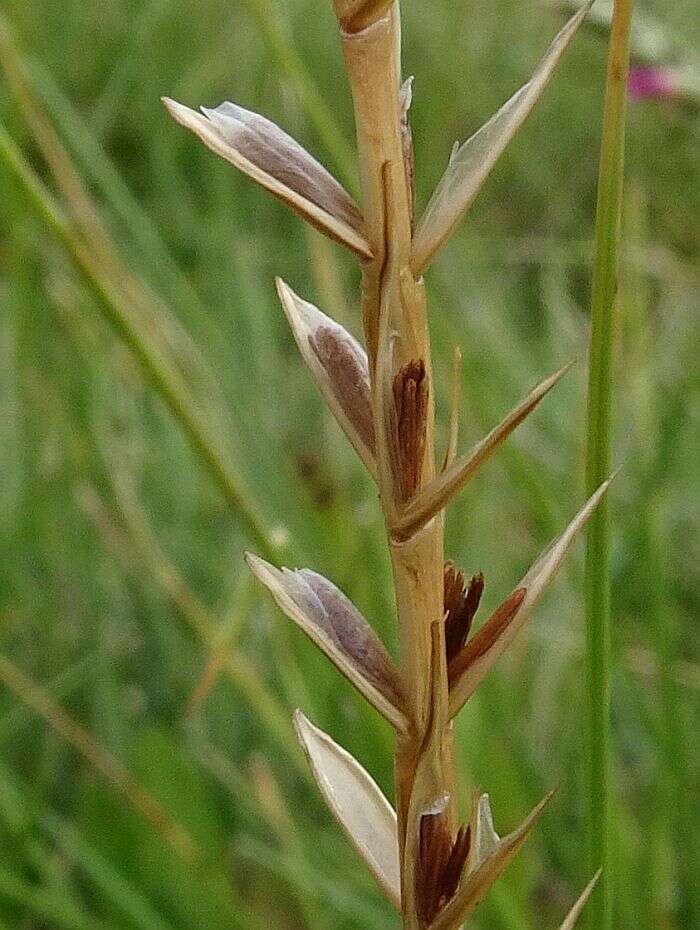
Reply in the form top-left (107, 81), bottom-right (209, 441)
top-left (622, 184), bottom-right (700, 924)
top-left (41, 812), bottom-right (175, 930)
top-left (0, 22), bottom-right (230, 422)
top-left (0, 868), bottom-right (110, 930)
top-left (0, 758), bottom-right (173, 930)
top-left (235, 834), bottom-right (395, 929)
top-left (21, 54), bottom-right (212, 326)
top-left (2, 19), bottom-right (212, 390)
top-left (183, 571), bottom-right (256, 717)
top-left (0, 652), bottom-right (200, 864)
top-left (0, 119), bottom-right (279, 561)
top-left (0, 31), bottom-right (274, 553)
top-left (0, 27), bottom-right (273, 530)
top-left (192, 742), bottom-right (320, 930)
top-left (584, 1), bottom-right (634, 928)
top-left (89, 0), bottom-right (173, 135)
top-left (0, 650), bottom-right (115, 745)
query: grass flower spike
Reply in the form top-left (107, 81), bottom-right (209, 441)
top-left (164, 2), bottom-right (611, 927)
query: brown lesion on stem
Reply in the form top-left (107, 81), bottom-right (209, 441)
top-left (391, 359), bottom-right (428, 502)
top-left (334, 0), bottom-right (394, 34)
top-left (416, 809), bottom-right (471, 927)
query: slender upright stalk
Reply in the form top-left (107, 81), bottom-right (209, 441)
top-left (338, 7), bottom-right (454, 920)
top-left (584, 2), bottom-right (634, 928)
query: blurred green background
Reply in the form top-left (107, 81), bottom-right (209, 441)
top-left (0, 0), bottom-right (698, 928)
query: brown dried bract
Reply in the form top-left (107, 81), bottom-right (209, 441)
top-left (444, 563), bottom-right (484, 664)
top-left (391, 359), bottom-right (428, 501)
top-left (417, 811), bottom-right (471, 926)
top-left (448, 587), bottom-right (527, 687)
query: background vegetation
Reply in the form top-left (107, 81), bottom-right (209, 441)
top-left (0, 0), bottom-right (697, 927)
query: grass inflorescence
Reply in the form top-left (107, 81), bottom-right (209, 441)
top-left (0, 0), bottom-right (697, 928)
top-left (163, 1), bottom-right (609, 926)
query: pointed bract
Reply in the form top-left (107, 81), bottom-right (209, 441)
top-left (276, 278), bottom-right (376, 477)
top-left (245, 554), bottom-right (408, 731)
top-left (444, 564), bottom-right (484, 664)
top-left (558, 871), bottom-right (602, 930)
top-left (466, 793), bottom-right (500, 874)
top-left (162, 97), bottom-right (372, 258)
top-left (449, 476), bottom-right (615, 718)
top-left (428, 791), bottom-right (554, 930)
top-left (294, 711), bottom-right (401, 909)
top-left (411, 1), bottom-right (594, 274)
top-left (448, 588), bottom-right (526, 689)
top-left (392, 362), bottom-right (572, 541)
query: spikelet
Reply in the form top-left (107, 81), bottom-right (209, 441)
top-left (162, 98), bottom-right (371, 258)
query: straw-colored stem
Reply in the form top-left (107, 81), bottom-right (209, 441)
top-left (339, 5), bottom-right (454, 925)
top-left (584, 1), bottom-right (634, 928)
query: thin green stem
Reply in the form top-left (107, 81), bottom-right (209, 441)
top-left (584, 2), bottom-right (634, 928)
top-left (0, 120), bottom-right (280, 562)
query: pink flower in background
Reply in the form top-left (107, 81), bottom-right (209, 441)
top-left (628, 66), bottom-right (678, 101)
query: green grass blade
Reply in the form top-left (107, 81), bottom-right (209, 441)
top-left (0, 651), bottom-right (106, 745)
top-left (42, 812), bottom-right (176, 930)
top-left (26, 55), bottom-right (211, 322)
top-left (584, 2), bottom-right (634, 928)
top-left (0, 119), bottom-right (280, 562)
top-left (0, 868), bottom-right (108, 930)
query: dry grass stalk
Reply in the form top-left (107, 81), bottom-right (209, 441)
top-left (165, 1), bottom-right (608, 926)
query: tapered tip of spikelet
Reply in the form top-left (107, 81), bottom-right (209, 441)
top-left (161, 96), bottom-right (185, 120)
top-left (243, 550), bottom-right (270, 580)
top-left (292, 707), bottom-right (310, 744)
